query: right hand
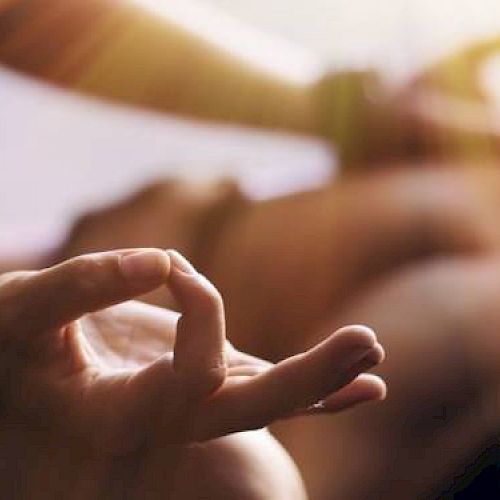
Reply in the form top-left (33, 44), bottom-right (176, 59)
top-left (0, 248), bottom-right (385, 499)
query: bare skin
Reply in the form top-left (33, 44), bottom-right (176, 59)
top-left (0, 248), bottom-right (385, 500)
top-left (49, 164), bottom-right (500, 499)
top-left (274, 256), bottom-right (500, 499)
top-left (56, 166), bottom-right (500, 359)
top-left (2, 1), bottom-right (500, 168)
top-left (3, 5), bottom-right (500, 494)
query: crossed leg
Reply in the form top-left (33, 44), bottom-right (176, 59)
top-left (274, 256), bottom-right (500, 499)
top-left (56, 166), bottom-right (500, 361)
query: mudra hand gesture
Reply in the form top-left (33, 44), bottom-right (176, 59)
top-left (0, 249), bottom-right (385, 499)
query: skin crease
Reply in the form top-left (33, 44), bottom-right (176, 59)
top-left (0, 249), bottom-right (385, 500)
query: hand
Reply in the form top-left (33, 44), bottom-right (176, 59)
top-left (0, 248), bottom-right (385, 499)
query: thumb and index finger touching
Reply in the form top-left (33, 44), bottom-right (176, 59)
top-left (0, 248), bottom-right (386, 441)
top-left (0, 248), bottom-right (226, 394)
top-left (0, 249), bottom-right (171, 338)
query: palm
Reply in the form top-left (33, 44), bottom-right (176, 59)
top-left (78, 301), bottom-right (274, 449)
top-left (0, 301), bottom-right (294, 500)
top-left (83, 301), bottom-right (178, 372)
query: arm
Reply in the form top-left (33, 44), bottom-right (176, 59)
top-left (0, 0), bottom-right (406, 164)
top-left (0, 0), bottom-right (317, 134)
top-left (5, 0), bottom-right (494, 167)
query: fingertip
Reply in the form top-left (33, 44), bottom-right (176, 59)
top-left (344, 343), bottom-right (386, 385)
top-left (332, 324), bottom-right (378, 350)
top-left (355, 374), bottom-right (387, 402)
top-left (166, 249), bottom-right (197, 275)
top-left (166, 249), bottom-right (223, 316)
top-left (119, 249), bottom-right (170, 285)
top-left (365, 342), bottom-right (386, 365)
top-left (319, 374), bottom-right (387, 413)
top-left (373, 376), bottom-right (388, 401)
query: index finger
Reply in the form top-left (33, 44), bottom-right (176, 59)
top-left (166, 250), bottom-right (227, 399)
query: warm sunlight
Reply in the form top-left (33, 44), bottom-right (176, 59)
top-left (129, 0), bottom-right (322, 84)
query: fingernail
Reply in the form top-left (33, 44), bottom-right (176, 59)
top-left (166, 249), bottom-right (197, 275)
top-left (120, 249), bottom-right (168, 282)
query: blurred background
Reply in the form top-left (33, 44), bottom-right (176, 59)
top-left (208, 0), bottom-right (500, 79)
top-left (2, 0), bottom-right (500, 255)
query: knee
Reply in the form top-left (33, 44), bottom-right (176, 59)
top-left (172, 430), bottom-right (307, 500)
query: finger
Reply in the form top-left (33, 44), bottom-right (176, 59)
top-left (320, 373), bottom-right (387, 411)
top-left (193, 325), bottom-right (384, 439)
top-left (341, 341), bottom-right (385, 382)
top-left (227, 365), bottom-right (269, 377)
top-left (167, 250), bottom-right (226, 399)
top-left (243, 327), bottom-right (384, 418)
top-left (0, 249), bottom-right (170, 338)
top-left (75, 353), bottom-right (188, 455)
top-left (295, 374), bottom-right (387, 416)
top-left (81, 250), bottom-right (227, 451)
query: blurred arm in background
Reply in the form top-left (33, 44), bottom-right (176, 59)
top-left (3, 0), bottom-right (500, 168)
top-left (0, 0), bottom-right (317, 136)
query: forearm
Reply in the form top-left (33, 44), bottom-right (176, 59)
top-left (0, 0), bottom-right (318, 134)
top-left (0, 0), bottom-right (408, 166)
top-left (4, 2), bottom-right (499, 170)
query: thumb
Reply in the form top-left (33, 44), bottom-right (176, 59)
top-left (0, 249), bottom-right (170, 339)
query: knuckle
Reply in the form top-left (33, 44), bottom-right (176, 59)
top-left (193, 280), bottom-right (224, 316)
top-left (66, 254), bottom-right (114, 295)
top-left (70, 254), bottom-right (102, 273)
top-left (204, 363), bottom-right (226, 391)
top-left (185, 364), bottom-right (226, 400)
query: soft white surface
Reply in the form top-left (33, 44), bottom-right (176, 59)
top-left (0, 68), bottom-right (332, 254)
top-left (206, 0), bottom-right (500, 83)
